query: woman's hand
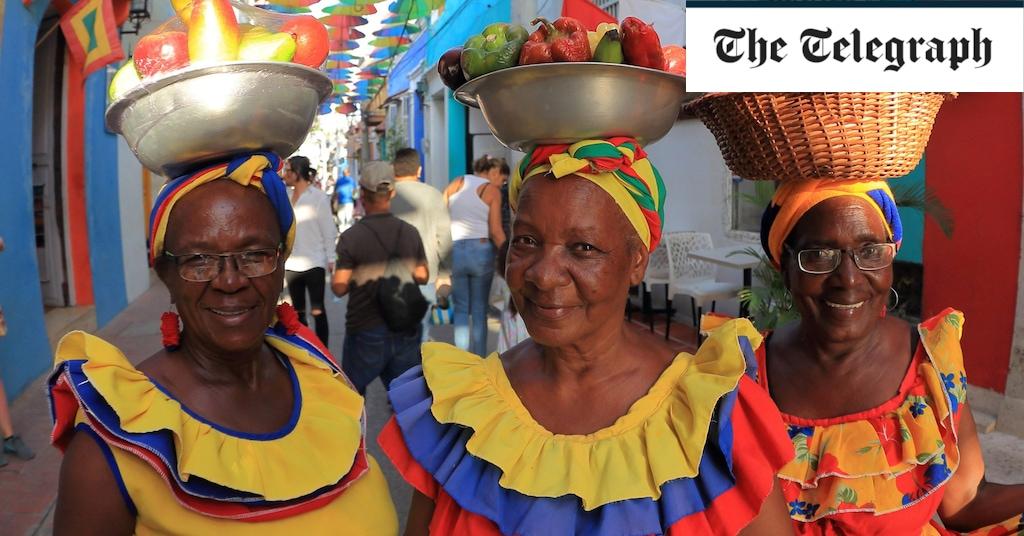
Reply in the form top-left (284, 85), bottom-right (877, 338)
top-left (54, 431), bottom-right (133, 536)
top-left (938, 404), bottom-right (1024, 530)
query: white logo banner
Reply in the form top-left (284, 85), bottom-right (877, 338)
top-left (686, 2), bottom-right (1024, 91)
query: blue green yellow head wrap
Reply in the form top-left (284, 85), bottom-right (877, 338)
top-left (510, 137), bottom-right (667, 251)
top-left (761, 179), bottom-right (903, 270)
top-left (148, 152), bottom-right (296, 266)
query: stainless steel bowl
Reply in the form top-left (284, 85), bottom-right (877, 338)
top-left (454, 62), bottom-right (701, 151)
top-left (106, 62), bottom-right (332, 177)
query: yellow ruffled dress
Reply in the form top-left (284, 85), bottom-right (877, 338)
top-left (48, 324), bottom-right (397, 535)
top-left (379, 318), bottom-right (795, 535)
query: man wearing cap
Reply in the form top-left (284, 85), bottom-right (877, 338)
top-left (331, 161), bottom-right (429, 394)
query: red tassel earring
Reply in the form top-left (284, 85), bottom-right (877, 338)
top-left (161, 311), bottom-right (181, 351)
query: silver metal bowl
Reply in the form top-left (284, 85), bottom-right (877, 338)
top-left (106, 61), bottom-right (332, 177)
top-left (454, 62), bottom-right (701, 151)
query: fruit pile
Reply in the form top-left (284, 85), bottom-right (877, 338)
top-left (437, 16), bottom-right (686, 90)
top-left (109, 0), bottom-right (329, 101)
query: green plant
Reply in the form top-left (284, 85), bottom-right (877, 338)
top-left (734, 247), bottom-right (800, 331)
top-left (891, 182), bottom-right (954, 238)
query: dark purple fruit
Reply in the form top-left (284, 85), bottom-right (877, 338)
top-left (438, 46), bottom-right (467, 90)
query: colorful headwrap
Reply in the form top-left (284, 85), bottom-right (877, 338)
top-left (760, 179), bottom-right (903, 269)
top-left (509, 137), bottom-right (667, 251)
top-left (148, 152), bottom-right (296, 266)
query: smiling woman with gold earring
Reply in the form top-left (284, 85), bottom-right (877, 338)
top-left (752, 179), bottom-right (1024, 534)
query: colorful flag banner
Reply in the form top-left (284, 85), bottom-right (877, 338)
top-left (374, 23), bottom-right (422, 37)
top-left (60, 0), bottom-right (124, 79)
top-left (368, 36), bottom-right (411, 47)
top-left (323, 3), bottom-right (377, 16)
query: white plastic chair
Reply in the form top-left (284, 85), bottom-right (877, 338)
top-left (668, 232), bottom-right (743, 330)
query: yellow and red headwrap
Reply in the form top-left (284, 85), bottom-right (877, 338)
top-left (148, 152), bottom-right (296, 266)
top-left (510, 137), bottom-right (667, 251)
top-left (761, 179), bottom-right (903, 269)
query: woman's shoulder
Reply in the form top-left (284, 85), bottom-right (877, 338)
top-left (49, 327), bottom-right (370, 510)
top-left (379, 336), bottom-right (794, 535)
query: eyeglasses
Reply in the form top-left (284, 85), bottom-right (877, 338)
top-left (787, 243), bottom-right (897, 275)
top-left (163, 247), bottom-right (281, 282)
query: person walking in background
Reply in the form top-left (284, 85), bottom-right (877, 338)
top-left (390, 148), bottom-right (453, 342)
top-left (282, 155), bottom-right (337, 345)
top-left (334, 167), bottom-right (355, 231)
top-left (443, 156), bottom-right (507, 357)
top-left (332, 162), bottom-right (429, 395)
top-left (0, 236), bottom-right (35, 468)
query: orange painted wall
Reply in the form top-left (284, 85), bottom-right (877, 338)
top-left (923, 93), bottom-right (1023, 393)
top-left (64, 52), bottom-right (94, 305)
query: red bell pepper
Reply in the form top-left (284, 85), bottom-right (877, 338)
top-left (663, 45), bottom-right (686, 76)
top-left (519, 17), bottom-right (592, 64)
top-left (621, 17), bottom-right (665, 70)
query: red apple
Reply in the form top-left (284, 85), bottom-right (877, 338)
top-left (280, 16), bottom-right (329, 68)
top-left (134, 31), bottom-right (190, 77)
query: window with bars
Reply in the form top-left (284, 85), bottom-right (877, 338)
top-left (594, 0), bottom-right (619, 18)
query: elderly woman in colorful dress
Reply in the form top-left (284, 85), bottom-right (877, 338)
top-left (49, 153), bottom-right (397, 535)
top-left (753, 179), bottom-right (1024, 533)
top-left (379, 138), bottom-right (797, 535)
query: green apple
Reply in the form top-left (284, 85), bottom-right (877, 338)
top-left (108, 60), bottom-right (141, 101)
top-left (238, 28), bottom-right (297, 62)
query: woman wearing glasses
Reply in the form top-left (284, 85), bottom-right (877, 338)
top-left (754, 180), bottom-right (1024, 533)
top-left (48, 153), bottom-right (397, 535)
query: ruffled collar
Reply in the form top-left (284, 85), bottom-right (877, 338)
top-left (419, 319), bottom-right (762, 509)
top-left (53, 329), bottom-right (365, 501)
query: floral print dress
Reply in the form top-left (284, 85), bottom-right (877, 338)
top-left (757, 309), bottom-right (1022, 535)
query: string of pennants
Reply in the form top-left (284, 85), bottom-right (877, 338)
top-left (32, 0), bottom-right (442, 114)
top-left (273, 0), bottom-right (443, 115)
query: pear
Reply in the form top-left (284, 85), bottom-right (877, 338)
top-left (238, 28), bottom-right (297, 62)
top-left (188, 0), bottom-right (239, 64)
top-left (108, 60), bottom-right (141, 101)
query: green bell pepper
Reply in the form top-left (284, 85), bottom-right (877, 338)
top-left (460, 23), bottom-right (529, 80)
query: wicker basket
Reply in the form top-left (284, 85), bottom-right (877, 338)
top-left (687, 92), bottom-right (948, 182)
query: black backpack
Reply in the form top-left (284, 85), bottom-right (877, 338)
top-left (363, 221), bottom-right (429, 333)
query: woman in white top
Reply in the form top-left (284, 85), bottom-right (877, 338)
top-left (283, 155), bottom-right (338, 345)
top-left (443, 156), bottom-right (507, 356)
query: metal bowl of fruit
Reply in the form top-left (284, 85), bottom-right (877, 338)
top-left (454, 62), bottom-right (700, 151)
top-left (106, 61), bottom-right (332, 177)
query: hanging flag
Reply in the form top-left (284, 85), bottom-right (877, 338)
top-left (368, 36), bottom-right (411, 47)
top-left (266, 0), bottom-right (318, 7)
top-left (331, 0), bottom-right (377, 6)
top-left (561, 0), bottom-right (616, 31)
top-left (335, 103), bottom-right (357, 114)
top-left (323, 3), bottom-right (376, 16)
top-left (389, 0), bottom-right (444, 19)
top-left (258, 4), bottom-right (312, 13)
top-left (60, 0), bottom-right (124, 78)
top-left (374, 23), bottom-right (422, 37)
top-left (319, 14), bottom-right (368, 27)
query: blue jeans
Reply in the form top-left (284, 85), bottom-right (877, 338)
top-left (419, 284), bottom-right (436, 343)
top-left (342, 323), bottom-right (423, 395)
top-left (452, 239), bottom-right (495, 356)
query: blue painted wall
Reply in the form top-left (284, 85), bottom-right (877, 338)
top-left (0, 0), bottom-right (54, 397)
top-left (424, 0), bottom-right (511, 179)
top-left (889, 157), bottom-right (925, 264)
top-left (84, 73), bottom-right (128, 326)
top-left (447, 91), bottom-right (468, 177)
top-left (425, 0), bottom-right (512, 66)
top-left (414, 89), bottom-right (425, 179)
